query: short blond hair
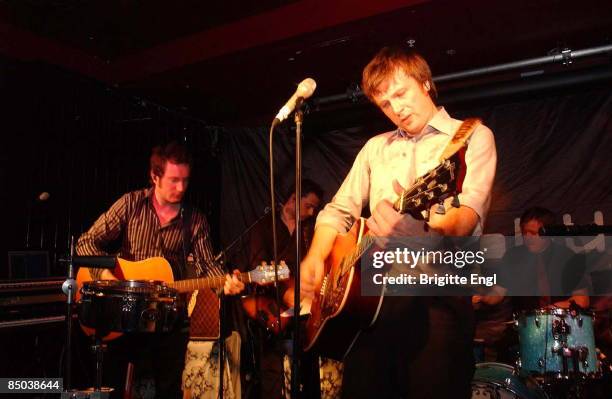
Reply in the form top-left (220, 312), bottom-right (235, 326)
top-left (362, 46), bottom-right (437, 101)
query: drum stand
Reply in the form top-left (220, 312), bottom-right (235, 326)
top-left (59, 243), bottom-right (116, 399)
top-left (91, 332), bottom-right (110, 395)
top-left (60, 237), bottom-right (77, 395)
top-left (542, 378), bottom-right (588, 399)
top-left (62, 332), bottom-right (113, 399)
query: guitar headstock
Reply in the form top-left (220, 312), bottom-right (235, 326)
top-left (249, 261), bottom-right (291, 285)
top-left (394, 156), bottom-right (460, 220)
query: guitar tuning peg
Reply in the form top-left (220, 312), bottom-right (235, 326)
top-left (436, 201), bottom-right (446, 215)
top-left (451, 195), bottom-right (460, 208)
top-left (423, 209), bottom-right (430, 221)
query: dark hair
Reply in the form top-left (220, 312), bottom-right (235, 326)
top-left (284, 179), bottom-right (324, 202)
top-left (362, 46), bottom-right (437, 101)
top-left (149, 141), bottom-right (192, 183)
top-left (520, 207), bottom-right (556, 227)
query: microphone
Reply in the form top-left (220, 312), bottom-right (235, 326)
top-left (539, 224), bottom-right (612, 236)
top-left (37, 192), bottom-right (50, 202)
top-left (274, 78), bottom-right (317, 124)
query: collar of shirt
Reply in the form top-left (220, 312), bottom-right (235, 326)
top-left (146, 187), bottom-right (183, 227)
top-left (396, 107), bottom-right (453, 141)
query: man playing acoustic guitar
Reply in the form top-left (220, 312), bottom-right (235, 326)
top-left (77, 141), bottom-right (244, 398)
top-left (300, 47), bottom-right (497, 398)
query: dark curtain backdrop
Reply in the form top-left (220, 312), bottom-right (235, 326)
top-left (3, 58), bottom-right (222, 277)
top-left (461, 89), bottom-right (612, 233)
top-left (219, 87), bottom-right (612, 251)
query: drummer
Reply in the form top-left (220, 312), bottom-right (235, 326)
top-left (473, 206), bottom-right (589, 311)
top-left (76, 141), bottom-right (245, 398)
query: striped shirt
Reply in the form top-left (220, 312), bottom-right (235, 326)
top-left (76, 188), bottom-right (223, 280)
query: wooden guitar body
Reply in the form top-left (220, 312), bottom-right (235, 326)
top-left (241, 294), bottom-right (289, 336)
top-left (305, 219), bottom-right (385, 360)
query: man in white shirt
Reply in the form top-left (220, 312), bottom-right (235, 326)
top-left (301, 46), bottom-right (497, 398)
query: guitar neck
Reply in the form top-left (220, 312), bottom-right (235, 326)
top-left (345, 234), bottom-right (375, 267)
top-left (170, 271), bottom-right (251, 293)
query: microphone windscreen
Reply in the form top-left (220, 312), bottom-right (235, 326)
top-left (38, 192), bottom-right (50, 201)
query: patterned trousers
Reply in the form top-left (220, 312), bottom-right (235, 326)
top-left (182, 332), bottom-right (241, 399)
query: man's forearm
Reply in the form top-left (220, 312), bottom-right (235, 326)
top-left (553, 292), bottom-right (590, 309)
top-left (77, 234), bottom-right (112, 280)
top-left (428, 205), bottom-right (479, 236)
top-left (307, 224), bottom-right (340, 261)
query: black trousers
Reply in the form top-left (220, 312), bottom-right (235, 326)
top-left (341, 297), bottom-right (474, 399)
top-left (253, 329), bottom-right (320, 399)
top-left (101, 328), bottom-right (189, 399)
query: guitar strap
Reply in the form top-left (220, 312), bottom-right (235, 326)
top-left (180, 203), bottom-right (194, 280)
top-left (439, 117), bottom-right (481, 162)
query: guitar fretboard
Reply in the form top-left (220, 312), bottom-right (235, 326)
top-left (339, 234), bottom-right (376, 277)
top-left (170, 272), bottom-right (251, 293)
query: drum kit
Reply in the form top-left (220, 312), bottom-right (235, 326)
top-left (77, 285), bottom-right (609, 399)
top-left (76, 279), bottom-right (180, 397)
top-left (472, 307), bottom-right (607, 399)
top-left (59, 250), bottom-right (183, 398)
top-left (79, 279), bottom-right (179, 337)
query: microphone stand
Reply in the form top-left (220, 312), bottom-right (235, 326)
top-left (270, 84), bottom-right (314, 397)
top-left (218, 289), bottom-right (225, 399)
top-left (214, 207), bottom-right (272, 265)
top-left (269, 116), bottom-right (286, 397)
top-left (211, 208), bottom-right (272, 399)
top-left (291, 100), bottom-right (305, 399)
top-left (61, 236), bottom-right (76, 392)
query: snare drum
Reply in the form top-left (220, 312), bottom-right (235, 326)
top-left (516, 308), bottom-right (599, 379)
top-left (79, 280), bottom-right (178, 335)
top-left (472, 362), bottom-right (548, 399)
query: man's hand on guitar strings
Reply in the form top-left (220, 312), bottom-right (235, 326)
top-left (99, 268), bottom-right (118, 280)
top-left (223, 269), bottom-right (245, 295)
top-left (300, 254), bottom-right (324, 301)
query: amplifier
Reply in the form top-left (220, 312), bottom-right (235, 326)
top-left (189, 288), bottom-right (220, 340)
top-left (0, 279), bottom-right (65, 328)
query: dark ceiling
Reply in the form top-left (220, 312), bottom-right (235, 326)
top-left (2, 0), bottom-right (611, 125)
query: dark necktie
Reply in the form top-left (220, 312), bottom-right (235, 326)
top-left (536, 253), bottom-right (551, 307)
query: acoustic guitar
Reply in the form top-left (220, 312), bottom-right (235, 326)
top-left (76, 256), bottom-right (290, 340)
top-left (304, 155), bottom-right (463, 360)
